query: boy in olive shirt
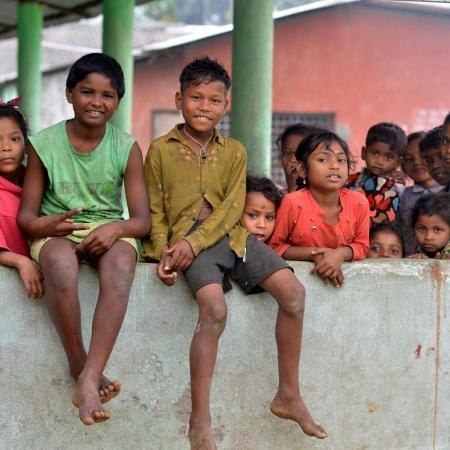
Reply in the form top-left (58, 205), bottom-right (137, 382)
top-left (144, 57), bottom-right (326, 449)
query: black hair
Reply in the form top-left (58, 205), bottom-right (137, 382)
top-left (0, 103), bottom-right (28, 139)
top-left (407, 131), bottom-right (425, 144)
top-left (179, 56), bottom-right (231, 93)
top-left (419, 126), bottom-right (443, 153)
top-left (365, 122), bottom-right (407, 156)
top-left (295, 128), bottom-right (351, 168)
top-left (444, 112), bottom-right (450, 127)
top-left (369, 223), bottom-right (404, 255)
top-left (412, 192), bottom-right (450, 228)
top-left (246, 173), bottom-right (283, 209)
top-left (276, 123), bottom-right (318, 151)
top-left (66, 53), bottom-right (125, 99)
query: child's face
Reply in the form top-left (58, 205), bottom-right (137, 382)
top-left (281, 134), bottom-right (303, 180)
top-left (175, 80), bottom-right (228, 139)
top-left (362, 142), bottom-right (400, 176)
top-left (66, 72), bottom-right (119, 127)
top-left (415, 214), bottom-right (450, 256)
top-left (367, 231), bottom-right (402, 258)
top-left (422, 147), bottom-right (449, 186)
top-left (402, 138), bottom-right (435, 184)
top-left (0, 117), bottom-right (25, 175)
top-left (241, 192), bottom-right (276, 242)
top-left (442, 123), bottom-right (450, 167)
top-left (299, 140), bottom-right (348, 191)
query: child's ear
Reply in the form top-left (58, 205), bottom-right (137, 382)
top-left (296, 161), bottom-right (307, 179)
top-left (66, 88), bottom-right (73, 104)
top-left (175, 91), bottom-right (182, 110)
top-left (360, 146), bottom-right (366, 161)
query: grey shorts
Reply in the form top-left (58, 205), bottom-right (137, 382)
top-left (184, 234), bottom-right (291, 295)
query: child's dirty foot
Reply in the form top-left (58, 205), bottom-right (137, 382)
top-left (99, 377), bottom-right (121, 404)
top-left (72, 380), bottom-right (112, 425)
top-left (270, 394), bottom-right (327, 439)
top-left (188, 424), bottom-right (218, 450)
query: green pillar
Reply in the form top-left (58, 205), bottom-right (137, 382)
top-left (102, 0), bottom-right (134, 133)
top-left (17, 1), bottom-right (43, 134)
top-left (230, 0), bottom-right (274, 176)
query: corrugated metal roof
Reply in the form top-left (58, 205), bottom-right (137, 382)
top-left (0, 0), bottom-right (150, 38)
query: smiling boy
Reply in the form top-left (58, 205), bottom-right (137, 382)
top-left (144, 57), bottom-right (327, 449)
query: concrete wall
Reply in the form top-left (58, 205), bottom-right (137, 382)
top-left (1, 260), bottom-right (449, 450)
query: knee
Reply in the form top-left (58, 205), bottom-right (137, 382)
top-left (40, 252), bottom-right (77, 289)
top-left (281, 282), bottom-right (305, 318)
top-left (198, 302), bottom-right (227, 335)
top-left (104, 247), bottom-right (136, 280)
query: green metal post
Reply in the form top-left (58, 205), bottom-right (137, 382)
top-left (17, 1), bottom-right (43, 134)
top-left (230, 0), bottom-right (274, 176)
top-left (102, 0), bottom-right (134, 132)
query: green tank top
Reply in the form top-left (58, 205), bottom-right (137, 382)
top-left (29, 120), bottom-right (135, 223)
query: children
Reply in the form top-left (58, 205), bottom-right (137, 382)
top-left (367, 223), bottom-right (403, 258)
top-left (398, 132), bottom-right (443, 256)
top-left (144, 56), bottom-right (327, 449)
top-left (269, 129), bottom-right (370, 288)
top-left (277, 123), bottom-right (317, 193)
top-left (419, 126), bottom-right (449, 189)
top-left (409, 193), bottom-right (450, 259)
top-left (241, 173), bottom-right (283, 242)
top-left (441, 112), bottom-right (450, 169)
top-left (18, 53), bottom-right (150, 425)
top-left (0, 99), bottom-right (44, 299)
top-left (347, 122), bottom-right (407, 225)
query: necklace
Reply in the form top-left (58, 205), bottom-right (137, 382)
top-left (183, 126), bottom-right (213, 163)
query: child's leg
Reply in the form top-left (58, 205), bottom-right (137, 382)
top-left (40, 239), bottom-right (121, 407)
top-left (189, 283), bottom-right (227, 450)
top-left (259, 268), bottom-right (327, 439)
top-left (73, 240), bottom-right (136, 425)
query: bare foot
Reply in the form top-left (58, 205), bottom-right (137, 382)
top-left (270, 393), bottom-right (327, 439)
top-left (72, 380), bottom-right (112, 425)
top-left (98, 377), bottom-right (122, 404)
top-left (188, 424), bottom-right (217, 450)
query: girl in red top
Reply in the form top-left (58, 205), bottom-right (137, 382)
top-left (0, 99), bottom-right (43, 299)
top-left (269, 129), bottom-right (370, 288)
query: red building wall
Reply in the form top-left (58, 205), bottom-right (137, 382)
top-left (132, 3), bottom-right (450, 164)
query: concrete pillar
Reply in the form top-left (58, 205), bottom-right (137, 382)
top-left (17, 0), bottom-right (43, 134)
top-left (230, 0), bottom-right (274, 176)
top-left (102, 0), bottom-right (134, 133)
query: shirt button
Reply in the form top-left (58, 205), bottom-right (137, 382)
top-left (192, 217), bottom-right (196, 221)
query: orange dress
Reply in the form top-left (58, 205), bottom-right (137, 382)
top-left (268, 188), bottom-right (370, 260)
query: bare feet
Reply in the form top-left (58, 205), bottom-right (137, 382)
top-left (270, 393), bottom-right (327, 439)
top-left (72, 380), bottom-right (112, 425)
top-left (188, 423), bottom-right (217, 450)
top-left (98, 377), bottom-right (122, 404)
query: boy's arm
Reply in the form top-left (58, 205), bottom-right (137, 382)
top-left (17, 144), bottom-right (90, 238)
top-left (74, 143), bottom-right (151, 256)
top-left (144, 143), bottom-right (170, 259)
top-left (183, 145), bottom-right (247, 256)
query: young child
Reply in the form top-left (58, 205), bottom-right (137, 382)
top-left (347, 122), bottom-right (407, 225)
top-left (398, 132), bottom-right (443, 256)
top-left (269, 129), bottom-right (370, 288)
top-left (441, 112), bottom-right (450, 171)
top-left (144, 56), bottom-right (327, 449)
top-left (419, 126), bottom-right (449, 189)
top-left (408, 193), bottom-right (450, 259)
top-left (241, 173), bottom-right (283, 242)
top-left (367, 223), bottom-right (403, 259)
top-left (18, 53), bottom-right (150, 425)
top-left (0, 99), bottom-right (44, 299)
top-left (277, 123), bottom-right (317, 193)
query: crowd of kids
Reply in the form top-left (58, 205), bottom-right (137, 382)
top-left (0, 52), bottom-right (449, 449)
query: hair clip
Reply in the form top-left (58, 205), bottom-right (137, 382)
top-left (0, 97), bottom-right (23, 107)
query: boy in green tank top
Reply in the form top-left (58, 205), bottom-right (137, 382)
top-left (18, 53), bottom-right (150, 426)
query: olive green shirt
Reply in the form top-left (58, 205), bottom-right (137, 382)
top-left (143, 125), bottom-right (248, 260)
